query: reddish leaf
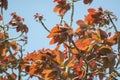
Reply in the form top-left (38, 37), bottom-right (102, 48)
top-left (47, 24), bottom-right (73, 45)
top-left (83, 0), bottom-right (93, 4)
top-left (76, 20), bottom-right (87, 29)
top-left (11, 73), bottom-right (17, 79)
top-left (90, 60), bottom-right (97, 68)
top-left (88, 8), bottom-right (96, 13)
top-left (53, 1), bottom-right (70, 16)
top-left (0, 0), bottom-right (8, 10)
top-left (78, 71), bottom-right (85, 79)
top-left (0, 15), bottom-right (3, 21)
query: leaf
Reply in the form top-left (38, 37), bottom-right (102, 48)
top-left (76, 20), bottom-right (84, 25)
top-left (11, 73), bottom-right (17, 79)
top-left (107, 53), bottom-right (116, 62)
top-left (59, 3), bottom-right (70, 16)
top-left (98, 46), bottom-right (112, 55)
top-left (0, 0), bottom-right (8, 10)
top-left (105, 32), bottom-right (117, 46)
top-left (78, 71), bottom-right (85, 79)
top-left (47, 24), bottom-right (59, 38)
top-left (49, 36), bottom-right (60, 44)
top-left (52, 49), bottom-right (64, 66)
top-left (103, 57), bottom-right (115, 68)
top-left (53, 5), bottom-right (61, 13)
top-left (42, 69), bottom-right (52, 74)
top-left (64, 56), bottom-right (76, 67)
top-left (88, 8), bottom-right (96, 13)
top-left (75, 27), bottom-right (84, 35)
top-left (1, 47), bottom-right (8, 57)
top-left (0, 32), bottom-right (3, 40)
top-left (17, 24), bottom-right (28, 33)
top-left (90, 60), bottom-right (97, 68)
top-left (71, 38), bottom-right (92, 54)
top-left (76, 38), bottom-right (92, 51)
top-left (47, 24), bottom-right (73, 45)
top-left (0, 15), bottom-right (3, 21)
top-left (99, 28), bottom-right (108, 39)
top-left (42, 69), bottom-right (58, 80)
top-left (10, 41), bottom-right (18, 50)
top-left (53, 1), bottom-right (70, 16)
top-left (85, 13), bottom-right (94, 24)
top-left (92, 32), bottom-right (100, 40)
top-left (79, 58), bottom-right (85, 66)
top-left (83, 0), bottom-right (93, 4)
top-left (76, 20), bottom-right (87, 29)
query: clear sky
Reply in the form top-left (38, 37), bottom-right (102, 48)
top-left (3, 0), bottom-right (120, 80)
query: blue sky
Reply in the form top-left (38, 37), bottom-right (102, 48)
top-left (3, 0), bottom-right (120, 80)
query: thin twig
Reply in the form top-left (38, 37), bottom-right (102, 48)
top-left (60, 16), bottom-right (63, 25)
top-left (108, 13), bottom-right (120, 70)
top-left (0, 32), bottom-right (24, 43)
top-left (70, 0), bottom-right (74, 27)
top-left (108, 14), bottom-right (118, 32)
top-left (8, 48), bottom-right (17, 61)
top-left (71, 40), bottom-right (81, 55)
top-left (39, 20), bottom-right (50, 33)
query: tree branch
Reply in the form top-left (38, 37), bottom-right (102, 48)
top-left (70, 0), bottom-right (74, 27)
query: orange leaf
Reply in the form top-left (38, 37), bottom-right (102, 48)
top-left (42, 69), bottom-right (57, 80)
top-left (64, 56), bottom-right (76, 67)
top-left (52, 49), bottom-right (64, 66)
top-left (49, 36), bottom-right (60, 44)
top-left (53, 5), bottom-right (61, 13)
top-left (1, 47), bottom-right (8, 57)
top-left (76, 38), bottom-right (92, 51)
top-left (92, 32), bottom-right (99, 40)
top-left (75, 27), bottom-right (84, 35)
top-left (106, 32), bottom-right (117, 46)
top-left (10, 41), bottom-right (18, 50)
top-left (0, 32), bottom-right (3, 40)
top-left (47, 25), bottom-right (59, 38)
top-left (42, 69), bottom-right (52, 74)
top-left (29, 67), bottom-right (37, 75)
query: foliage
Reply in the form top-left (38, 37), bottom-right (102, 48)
top-left (0, 0), bottom-right (120, 80)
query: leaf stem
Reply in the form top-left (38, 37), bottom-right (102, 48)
top-left (70, 0), bottom-right (74, 27)
top-left (108, 14), bottom-right (118, 32)
top-left (39, 20), bottom-right (50, 33)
